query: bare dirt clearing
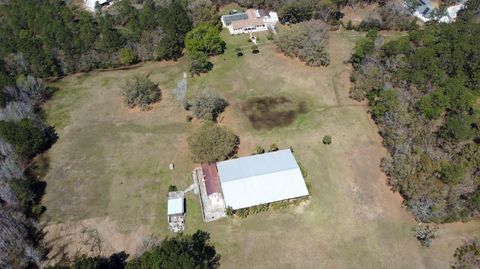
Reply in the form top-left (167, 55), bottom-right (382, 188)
top-left (42, 30), bottom-right (480, 268)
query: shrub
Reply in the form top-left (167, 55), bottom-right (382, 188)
top-left (190, 91), bottom-right (228, 121)
top-left (188, 122), bottom-right (239, 163)
top-left (268, 143), bottom-right (279, 152)
top-left (251, 45), bottom-right (259, 54)
top-left (276, 20), bottom-right (329, 66)
top-left (168, 185), bottom-right (177, 192)
top-left (119, 48), bottom-right (137, 65)
top-left (122, 76), bottom-right (160, 110)
top-left (255, 145), bottom-right (265, 154)
top-left (298, 162), bottom-right (308, 178)
top-left (225, 206), bottom-right (234, 217)
top-left (322, 135), bottom-right (332, 145)
top-left (235, 47), bottom-right (243, 57)
top-left (415, 225), bottom-right (438, 247)
top-left (235, 208), bottom-right (249, 218)
top-left (452, 240), bottom-right (480, 269)
top-left (186, 115), bottom-right (193, 122)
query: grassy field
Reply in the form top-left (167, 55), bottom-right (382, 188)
top-left (41, 29), bottom-right (480, 268)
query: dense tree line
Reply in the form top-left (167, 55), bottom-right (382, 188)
top-left (45, 231), bottom-right (219, 269)
top-left (0, 0), bottom-right (192, 77)
top-left (351, 16), bottom-right (480, 222)
top-left (233, 0), bottom-right (388, 23)
top-left (0, 69), bottom-right (54, 267)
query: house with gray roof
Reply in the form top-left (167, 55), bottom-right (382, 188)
top-left (221, 9), bottom-right (279, 35)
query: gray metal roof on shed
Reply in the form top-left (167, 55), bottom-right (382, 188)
top-left (216, 149), bottom-right (309, 209)
top-left (222, 13), bottom-right (248, 26)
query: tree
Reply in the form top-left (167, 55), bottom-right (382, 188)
top-left (157, 1), bottom-right (192, 60)
top-left (188, 51), bottom-right (211, 75)
top-left (185, 24), bottom-right (225, 56)
top-left (121, 76), bottom-right (160, 110)
top-left (440, 163), bottom-right (465, 185)
top-left (187, 0), bottom-right (220, 27)
top-left (0, 119), bottom-right (54, 159)
top-left (275, 20), bottom-right (330, 66)
top-left (441, 114), bottom-right (474, 142)
top-left (15, 75), bottom-right (49, 106)
top-left (190, 91), bottom-right (228, 121)
top-left (418, 90), bottom-right (449, 119)
top-left (126, 231), bottom-right (220, 269)
top-left (119, 48), bottom-right (137, 66)
top-left (188, 122), bottom-right (239, 163)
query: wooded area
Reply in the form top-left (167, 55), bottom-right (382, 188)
top-left (351, 3), bottom-right (480, 223)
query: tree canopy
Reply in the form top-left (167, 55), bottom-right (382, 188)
top-left (188, 123), bottom-right (239, 163)
top-left (351, 20), bottom-right (480, 223)
top-left (126, 231), bottom-right (220, 269)
top-left (276, 20), bottom-right (330, 66)
top-left (122, 76), bottom-right (160, 110)
top-left (185, 24), bottom-right (225, 56)
top-left (190, 91), bottom-right (228, 121)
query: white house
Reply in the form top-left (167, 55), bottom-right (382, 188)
top-left (221, 9), bottom-right (279, 35)
top-left (84, 0), bottom-right (110, 10)
top-left (407, 0), bottom-right (467, 23)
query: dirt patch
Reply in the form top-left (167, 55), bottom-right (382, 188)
top-left (241, 96), bottom-right (308, 130)
top-left (43, 218), bottom-right (150, 266)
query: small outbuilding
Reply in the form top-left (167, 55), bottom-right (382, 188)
top-left (167, 191), bottom-right (185, 232)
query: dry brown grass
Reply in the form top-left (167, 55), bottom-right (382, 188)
top-left (41, 29), bottom-right (480, 268)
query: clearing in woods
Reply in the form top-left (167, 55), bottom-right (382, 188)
top-left (41, 29), bottom-right (480, 268)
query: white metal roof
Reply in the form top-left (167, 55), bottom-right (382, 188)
top-left (168, 198), bottom-right (184, 215)
top-left (217, 149), bottom-right (309, 209)
top-left (84, 0), bottom-right (109, 9)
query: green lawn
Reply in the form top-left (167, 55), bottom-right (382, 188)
top-left (41, 29), bottom-right (480, 268)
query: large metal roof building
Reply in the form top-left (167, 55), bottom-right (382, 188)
top-left (216, 149), bottom-right (309, 210)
